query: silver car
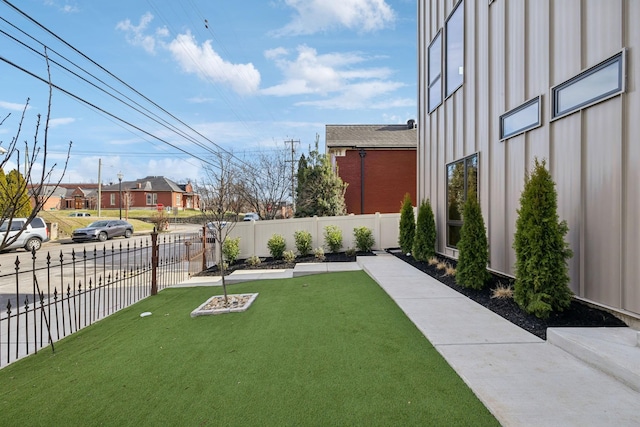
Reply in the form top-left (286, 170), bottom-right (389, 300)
top-left (0, 217), bottom-right (50, 252)
top-left (72, 220), bottom-right (133, 242)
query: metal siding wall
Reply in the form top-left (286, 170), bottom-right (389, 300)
top-left (624, 0), bottom-right (640, 314)
top-left (584, 0), bottom-right (622, 65)
top-left (583, 102), bottom-right (623, 306)
top-left (551, 0), bottom-right (582, 84)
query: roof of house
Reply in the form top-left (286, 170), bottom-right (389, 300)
top-left (326, 122), bottom-right (417, 149)
top-left (101, 176), bottom-right (185, 192)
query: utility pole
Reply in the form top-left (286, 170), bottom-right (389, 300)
top-left (284, 139), bottom-right (300, 215)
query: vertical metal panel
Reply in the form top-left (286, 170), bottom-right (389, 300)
top-left (551, 0), bottom-right (582, 84)
top-left (505, 137), bottom-right (526, 275)
top-left (582, 101), bottom-right (623, 306)
top-left (584, 0), bottom-right (622, 65)
top-left (623, 0), bottom-right (640, 314)
top-left (506, 0), bottom-right (526, 108)
top-left (550, 114), bottom-right (583, 296)
top-left (476, 1), bottom-right (491, 228)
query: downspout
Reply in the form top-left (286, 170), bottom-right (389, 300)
top-left (359, 149), bottom-right (366, 214)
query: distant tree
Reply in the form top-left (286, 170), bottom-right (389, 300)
top-left (513, 158), bottom-right (573, 319)
top-left (412, 199), bottom-right (436, 261)
top-left (295, 137), bottom-right (347, 217)
top-left (398, 193), bottom-right (415, 254)
top-left (194, 152), bottom-right (243, 305)
top-left (236, 146), bottom-right (290, 219)
top-left (455, 196), bottom-right (490, 290)
top-left (0, 56), bottom-right (72, 251)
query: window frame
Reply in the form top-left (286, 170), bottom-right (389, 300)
top-left (110, 194), bottom-right (115, 206)
top-left (146, 193), bottom-right (158, 206)
top-left (446, 152), bottom-right (479, 249)
top-left (445, 0), bottom-right (464, 99)
top-left (551, 50), bottom-right (626, 120)
top-left (500, 95), bottom-right (542, 141)
top-left (428, 30), bottom-right (443, 113)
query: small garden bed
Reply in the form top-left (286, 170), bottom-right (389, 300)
top-left (389, 250), bottom-right (626, 340)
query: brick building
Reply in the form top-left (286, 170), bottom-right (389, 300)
top-left (326, 122), bottom-right (417, 214)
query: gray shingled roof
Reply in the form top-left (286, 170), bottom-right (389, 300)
top-left (101, 176), bottom-right (185, 192)
top-left (326, 123), bottom-right (417, 149)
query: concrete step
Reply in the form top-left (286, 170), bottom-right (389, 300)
top-left (547, 327), bottom-right (640, 392)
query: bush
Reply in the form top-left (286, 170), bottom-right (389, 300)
top-left (323, 225), bottom-right (343, 253)
top-left (294, 230), bottom-right (313, 256)
top-left (353, 226), bottom-right (375, 252)
top-left (267, 234), bottom-right (287, 259)
top-left (399, 193), bottom-right (415, 254)
top-left (245, 255), bottom-right (262, 267)
top-left (513, 158), bottom-right (573, 319)
top-left (314, 247), bottom-right (325, 261)
top-left (455, 197), bottom-right (490, 290)
top-left (222, 237), bottom-right (240, 264)
top-left (345, 247), bottom-right (356, 257)
top-left (413, 199), bottom-right (436, 261)
top-left (283, 250), bottom-right (296, 263)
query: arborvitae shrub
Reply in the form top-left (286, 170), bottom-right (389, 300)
top-left (353, 226), bottom-right (375, 252)
top-left (294, 230), bottom-right (313, 256)
top-left (513, 158), bottom-right (573, 319)
top-left (267, 234), bottom-right (287, 259)
top-left (413, 199), bottom-right (436, 261)
top-left (323, 225), bottom-right (343, 253)
top-left (222, 237), bottom-right (241, 264)
top-left (455, 197), bottom-right (490, 290)
top-left (399, 193), bottom-right (415, 254)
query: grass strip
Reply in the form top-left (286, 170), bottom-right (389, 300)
top-left (0, 271), bottom-right (497, 426)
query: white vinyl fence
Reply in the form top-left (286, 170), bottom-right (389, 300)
top-left (224, 213), bottom-right (401, 258)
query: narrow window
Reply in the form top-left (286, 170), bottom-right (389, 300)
top-left (110, 194), bottom-right (115, 206)
top-left (446, 153), bottom-right (478, 248)
top-left (552, 51), bottom-right (625, 119)
top-left (146, 193), bottom-right (152, 205)
top-left (445, 0), bottom-right (464, 97)
top-left (428, 31), bottom-right (442, 112)
top-left (500, 96), bottom-right (541, 140)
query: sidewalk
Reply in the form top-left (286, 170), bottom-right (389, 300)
top-left (174, 254), bottom-right (640, 426)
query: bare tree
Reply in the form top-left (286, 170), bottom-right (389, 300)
top-left (0, 55), bottom-right (72, 250)
top-left (194, 152), bottom-right (242, 304)
top-left (236, 147), bottom-right (291, 220)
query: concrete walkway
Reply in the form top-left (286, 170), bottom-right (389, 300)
top-left (175, 254), bottom-right (640, 426)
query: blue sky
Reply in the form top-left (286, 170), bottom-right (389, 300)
top-left (0, 0), bottom-right (416, 185)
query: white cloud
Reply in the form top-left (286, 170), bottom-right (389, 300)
top-left (49, 117), bottom-right (75, 128)
top-left (116, 14), bottom-right (260, 95)
top-left (0, 100), bottom-right (29, 111)
top-left (44, 0), bottom-right (79, 13)
top-left (166, 31), bottom-right (260, 95)
top-left (273, 0), bottom-right (395, 36)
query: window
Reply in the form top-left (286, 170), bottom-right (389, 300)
top-left (445, 0), bottom-right (464, 97)
top-left (428, 31), bottom-right (442, 112)
top-left (176, 195), bottom-right (181, 206)
top-left (446, 153), bottom-right (478, 248)
top-left (552, 51), bottom-right (625, 119)
top-left (110, 194), bottom-right (115, 206)
top-left (500, 96), bottom-right (541, 140)
top-left (146, 193), bottom-right (157, 205)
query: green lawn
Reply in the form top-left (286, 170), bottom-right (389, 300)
top-left (0, 271), bottom-right (498, 426)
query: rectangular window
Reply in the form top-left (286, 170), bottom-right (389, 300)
top-left (552, 51), bottom-right (625, 119)
top-left (446, 153), bottom-right (478, 248)
top-left (110, 194), bottom-right (115, 206)
top-left (176, 195), bottom-right (181, 206)
top-left (500, 96), bottom-right (542, 140)
top-left (428, 31), bottom-right (442, 112)
top-left (146, 193), bottom-right (157, 205)
top-left (445, 0), bottom-right (464, 97)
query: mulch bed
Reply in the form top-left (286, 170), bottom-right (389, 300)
top-left (389, 251), bottom-right (626, 340)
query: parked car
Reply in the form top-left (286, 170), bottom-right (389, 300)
top-left (243, 212), bottom-right (260, 221)
top-left (0, 217), bottom-right (50, 252)
top-left (72, 220), bottom-right (133, 242)
top-left (68, 212), bottom-right (91, 217)
top-left (198, 221), bottom-right (227, 243)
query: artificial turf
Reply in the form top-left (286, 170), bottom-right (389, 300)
top-left (0, 271), bottom-right (498, 426)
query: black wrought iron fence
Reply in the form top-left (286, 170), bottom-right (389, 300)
top-left (0, 230), bottom-right (215, 368)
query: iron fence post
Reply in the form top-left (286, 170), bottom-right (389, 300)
top-left (151, 228), bottom-right (158, 295)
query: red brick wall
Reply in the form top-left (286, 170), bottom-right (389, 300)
top-left (335, 149), bottom-right (416, 214)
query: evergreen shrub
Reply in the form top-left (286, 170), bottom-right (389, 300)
top-left (513, 158), bottom-right (573, 319)
top-left (222, 237), bottom-right (241, 264)
top-left (455, 197), bottom-right (490, 290)
top-left (412, 199), bottom-right (436, 261)
top-left (399, 193), bottom-right (415, 254)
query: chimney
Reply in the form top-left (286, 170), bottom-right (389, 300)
top-left (407, 119), bottom-right (416, 129)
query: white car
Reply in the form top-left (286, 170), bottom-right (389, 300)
top-left (243, 213), bottom-right (260, 221)
top-left (0, 217), bottom-right (50, 252)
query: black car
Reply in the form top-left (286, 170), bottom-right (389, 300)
top-left (72, 220), bottom-right (134, 242)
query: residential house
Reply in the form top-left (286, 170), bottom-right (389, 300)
top-left (29, 183), bottom-right (99, 211)
top-left (326, 122), bottom-right (417, 214)
top-left (418, 0), bottom-right (639, 320)
top-left (100, 176), bottom-right (200, 212)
